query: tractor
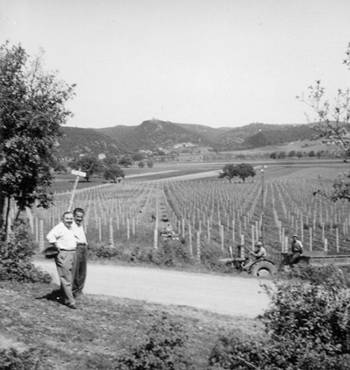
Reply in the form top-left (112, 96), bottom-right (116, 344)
top-left (219, 245), bottom-right (277, 277)
top-left (219, 245), bottom-right (350, 277)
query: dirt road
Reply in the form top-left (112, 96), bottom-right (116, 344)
top-left (36, 261), bottom-right (270, 317)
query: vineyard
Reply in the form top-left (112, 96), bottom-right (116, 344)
top-left (22, 163), bottom-right (350, 266)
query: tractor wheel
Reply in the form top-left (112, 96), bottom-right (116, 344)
top-left (250, 260), bottom-right (277, 277)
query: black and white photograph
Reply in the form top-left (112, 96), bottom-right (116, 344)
top-left (1, 0), bottom-right (350, 368)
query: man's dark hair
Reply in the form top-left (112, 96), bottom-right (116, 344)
top-left (73, 207), bottom-right (85, 215)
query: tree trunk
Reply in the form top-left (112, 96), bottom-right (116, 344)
top-left (4, 197), bottom-right (10, 240)
top-left (0, 194), bottom-right (5, 230)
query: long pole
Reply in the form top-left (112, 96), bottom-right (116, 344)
top-left (261, 167), bottom-right (265, 240)
top-left (68, 175), bottom-right (80, 211)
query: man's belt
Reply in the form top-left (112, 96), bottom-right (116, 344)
top-left (77, 243), bottom-right (87, 246)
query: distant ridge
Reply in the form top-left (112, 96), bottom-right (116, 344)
top-left (59, 119), bottom-right (315, 158)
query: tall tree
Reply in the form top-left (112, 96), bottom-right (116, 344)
top-left (298, 43), bottom-right (350, 153)
top-left (0, 42), bottom-right (75, 235)
top-left (298, 42), bottom-right (350, 201)
top-left (69, 156), bottom-right (101, 182)
top-left (218, 163), bottom-right (256, 182)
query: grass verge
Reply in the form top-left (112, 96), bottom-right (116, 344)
top-left (0, 281), bottom-right (262, 369)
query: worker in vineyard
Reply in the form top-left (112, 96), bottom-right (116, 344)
top-left (72, 208), bottom-right (88, 298)
top-left (244, 240), bottom-right (267, 270)
top-left (46, 211), bottom-right (77, 309)
top-left (290, 234), bottom-right (303, 265)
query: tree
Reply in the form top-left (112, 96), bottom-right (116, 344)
top-left (235, 163), bottom-right (256, 182)
top-left (119, 155), bottom-right (133, 167)
top-left (138, 161), bottom-right (145, 168)
top-left (288, 150), bottom-right (296, 157)
top-left (147, 159), bottom-right (154, 168)
top-left (218, 164), bottom-right (237, 182)
top-left (69, 156), bottom-right (101, 182)
top-left (298, 42), bottom-right (350, 201)
top-left (103, 164), bottom-right (124, 183)
top-left (103, 155), bottom-right (118, 167)
top-left (219, 163), bottom-right (256, 182)
top-left (0, 42), bottom-right (75, 235)
top-left (278, 151), bottom-right (286, 159)
top-left (132, 152), bottom-right (145, 161)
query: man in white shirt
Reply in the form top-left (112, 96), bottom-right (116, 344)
top-left (46, 211), bottom-right (77, 309)
top-left (72, 208), bottom-right (88, 298)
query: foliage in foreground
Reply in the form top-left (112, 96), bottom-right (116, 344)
top-left (208, 265), bottom-right (350, 369)
top-left (114, 314), bottom-right (192, 370)
top-left (0, 42), bottom-right (75, 236)
top-left (75, 314), bottom-right (193, 370)
top-left (0, 347), bottom-right (44, 370)
top-left (89, 237), bottom-right (228, 272)
top-left (0, 221), bottom-right (51, 283)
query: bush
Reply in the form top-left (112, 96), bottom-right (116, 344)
top-left (114, 314), bottom-right (193, 370)
top-left (0, 220), bottom-right (51, 283)
top-left (0, 347), bottom-right (43, 370)
top-left (208, 265), bottom-right (350, 369)
top-left (91, 243), bottom-right (121, 259)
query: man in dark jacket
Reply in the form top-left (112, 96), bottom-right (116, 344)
top-left (290, 234), bottom-right (303, 265)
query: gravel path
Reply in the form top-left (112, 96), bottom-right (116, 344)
top-left (36, 261), bottom-right (270, 317)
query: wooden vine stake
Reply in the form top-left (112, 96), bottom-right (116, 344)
top-left (39, 220), bottom-right (44, 250)
top-left (188, 223), bottom-right (193, 257)
top-left (153, 226), bottom-right (158, 250)
top-left (196, 230), bottom-right (201, 263)
top-left (220, 225), bottom-right (224, 252)
top-left (109, 218), bottom-right (114, 247)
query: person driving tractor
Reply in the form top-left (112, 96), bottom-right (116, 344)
top-left (243, 240), bottom-right (267, 270)
top-left (290, 234), bottom-right (303, 265)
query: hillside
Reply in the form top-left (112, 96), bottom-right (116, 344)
top-left (218, 123), bottom-right (315, 150)
top-left (99, 119), bottom-right (316, 151)
top-left (174, 122), bottom-right (232, 144)
top-left (58, 120), bottom-right (318, 158)
top-left (99, 119), bottom-right (212, 151)
top-left (57, 127), bottom-right (125, 159)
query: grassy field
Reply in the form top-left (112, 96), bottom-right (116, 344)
top-left (0, 280), bottom-right (261, 369)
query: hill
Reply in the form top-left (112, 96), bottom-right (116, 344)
top-left (217, 123), bottom-right (315, 150)
top-left (98, 119), bottom-right (212, 151)
top-left (57, 127), bottom-right (125, 160)
top-left (99, 119), bottom-right (316, 151)
top-left (58, 120), bottom-right (318, 158)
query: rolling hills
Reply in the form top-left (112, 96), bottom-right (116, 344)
top-left (58, 119), bottom-right (317, 158)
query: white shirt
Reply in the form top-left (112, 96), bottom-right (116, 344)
top-left (46, 222), bottom-right (78, 251)
top-left (72, 222), bottom-right (87, 244)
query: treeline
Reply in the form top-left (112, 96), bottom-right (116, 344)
top-left (54, 153), bottom-right (155, 182)
top-left (269, 149), bottom-right (340, 159)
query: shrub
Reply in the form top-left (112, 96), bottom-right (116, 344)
top-left (114, 314), bottom-right (193, 370)
top-left (0, 347), bottom-right (43, 370)
top-left (91, 243), bottom-right (121, 259)
top-left (208, 265), bottom-right (350, 369)
top-left (0, 220), bottom-right (51, 283)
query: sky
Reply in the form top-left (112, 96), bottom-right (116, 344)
top-left (0, 0), bottom-right (350, 129)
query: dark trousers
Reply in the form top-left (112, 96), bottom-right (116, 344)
top-left (73, 244), bottom-right (87, 296)
top-left (290, 252), bottom-right (302, 265)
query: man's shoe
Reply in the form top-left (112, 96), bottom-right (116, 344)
top-left (66, 303), bottom-right (77, 309)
